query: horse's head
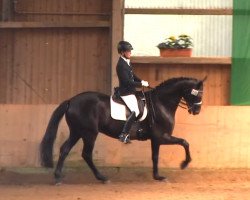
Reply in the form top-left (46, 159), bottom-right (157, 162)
top-left (153, 76), bottom-right (206, 115)
top-left (182, 77), bottom-right (206, 115)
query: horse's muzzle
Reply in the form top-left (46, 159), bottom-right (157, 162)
top-left (188, 104), bottom-right (201, 115)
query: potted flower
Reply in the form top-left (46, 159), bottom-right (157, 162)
top-left (157, 34), bottom-right (193, 57)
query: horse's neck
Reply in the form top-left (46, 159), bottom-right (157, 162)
top-left (150, 90), bottom-right (181, 118)
top-left (156, 88), bottom-right (182, 106)
top-left (156, 80), bottom-right (189, 109)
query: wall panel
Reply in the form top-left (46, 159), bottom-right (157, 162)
top-left (0, 28), bottom-right (110, 104)
top-left (14, 0), bottom-right (111, 22)
top-left (0, 0), bottom-right (112, 104)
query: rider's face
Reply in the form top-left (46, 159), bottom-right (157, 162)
top-left (122, 50), bottom-right (132, 59)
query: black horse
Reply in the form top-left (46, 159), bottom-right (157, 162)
top-left (40, 77), bottom-right (205, 183)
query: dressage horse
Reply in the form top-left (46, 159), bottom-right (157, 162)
top-left (40, 77), bottom-right (205, 183)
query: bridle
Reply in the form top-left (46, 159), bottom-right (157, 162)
top-left (179, 89), bottom-right (203, 111)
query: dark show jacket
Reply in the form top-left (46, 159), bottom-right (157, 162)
top-left (116, 57), bottom-right (142, 96)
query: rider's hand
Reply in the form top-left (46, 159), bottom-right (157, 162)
top-left (141, 80), bottom-right (149, 87)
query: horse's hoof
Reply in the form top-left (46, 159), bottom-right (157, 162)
top-left (102, 179), bottom-right (111, 184)
top-left (154, 175), bottom-right (167, 182)
top-left (55, 177), bottom-right (63, 186)
top-left (180, 160), bottom-right (191, 169)
top-left (160, 178), bottom-right (169, 183)
top-left (96, 174), bottom-right (110, 184)
top-left (55, 181), bottom-right (62, 186)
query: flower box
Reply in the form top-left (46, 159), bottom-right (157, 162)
top-left (157, 35), bottom-right (193, 57)
top-left (159, 48), bottom-right (192, 57)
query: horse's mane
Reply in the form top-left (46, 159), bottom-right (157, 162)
top-left (154, 77), bottom-right (198, 91)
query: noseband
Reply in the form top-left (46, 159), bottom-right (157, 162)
top-left (179, 89), bottom-right (203, 111)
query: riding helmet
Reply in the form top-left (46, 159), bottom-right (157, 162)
top-left (117, 41), bottom-right (133, 53)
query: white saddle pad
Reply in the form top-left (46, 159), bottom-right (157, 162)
top-left (110, 97), bottom-right (147, 121)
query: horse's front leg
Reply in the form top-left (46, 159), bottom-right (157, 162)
top-left (151, 140), bottom-right (166, 181)
top-left (162, 134), bottom-right (192, 169)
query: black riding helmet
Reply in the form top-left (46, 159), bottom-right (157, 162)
top-left (117, 41), bottom-right (133, 53)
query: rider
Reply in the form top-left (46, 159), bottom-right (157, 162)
top-left (116, 40), bottom-right (149, 144)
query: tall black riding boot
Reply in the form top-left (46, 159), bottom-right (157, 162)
top-left (119, 111), bottom-right (136, 144)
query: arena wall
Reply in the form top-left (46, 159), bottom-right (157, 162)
top-left (0, 105), bottom-right (249, 169)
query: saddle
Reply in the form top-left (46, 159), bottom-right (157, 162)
top-left (111, 87), bottom-right (146, 121)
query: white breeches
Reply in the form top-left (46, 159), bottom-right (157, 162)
top-left (121, 94), bottom-right (140, 117)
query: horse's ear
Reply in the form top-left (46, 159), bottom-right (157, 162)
top-left (197, 76), bottom-right (207, 88)
top-left (202, 75), bottom-right (208, 82)
top-left (197, 81), bottom-right (203, 88)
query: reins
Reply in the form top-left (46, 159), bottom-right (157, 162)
top-left (142, 87), bottom-right (156, 127)
top-left (179, 98), bottom-right (188, 109)
top-left (142, 86), bottom-right (188, 128)
top-left (144, 86), bottom-right (189, 110)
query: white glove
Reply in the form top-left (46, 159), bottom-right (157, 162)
top-left (141, 80), bottom-right (149, 87)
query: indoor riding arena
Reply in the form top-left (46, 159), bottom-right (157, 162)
top-left (1, 0), bottom-right (250, 200)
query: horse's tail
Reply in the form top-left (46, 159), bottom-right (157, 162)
top-left (40, 100), bottom-right (69, 168)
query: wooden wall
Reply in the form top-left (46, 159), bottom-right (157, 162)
top-left (0, 0), bottom-right (112, 104)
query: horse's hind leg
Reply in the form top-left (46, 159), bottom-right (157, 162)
top-left (54, 134), bottom-right (80, 184)
top-left (81, 136), bottom-right (109, 183)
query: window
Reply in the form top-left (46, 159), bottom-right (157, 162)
top-left (124, 0), bottom-right (232, 57)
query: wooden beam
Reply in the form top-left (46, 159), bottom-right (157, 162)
top-left (0, 21), bottom-right (110, 28)
top-left (111, 0), bottom-right (124, 92)
top-left (131, 56), bottom-right (231, 65)
top-left (2, 0), bottom-right (14, 21)
top-left (125, 8), bottom-right (232, 15)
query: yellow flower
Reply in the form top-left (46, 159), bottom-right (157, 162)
top-left (168, 36), bottom-right (176, 41)
top-left (157, 34), bottom-right (193, 49)
top-left (179, 34), bottom-right (188, 38)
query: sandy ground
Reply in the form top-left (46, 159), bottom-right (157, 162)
top-left (0, 167), bottom-right (250, 200)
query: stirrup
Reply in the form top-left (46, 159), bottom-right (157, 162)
top-left (118, 133), bottom-right (131, 144)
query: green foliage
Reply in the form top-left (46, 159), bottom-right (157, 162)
top-left (157, 34), bottom-right (193, 49)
